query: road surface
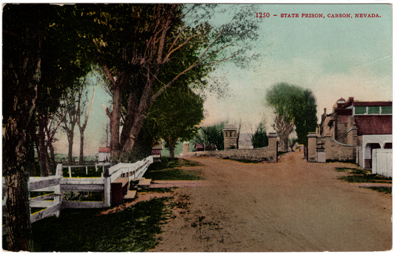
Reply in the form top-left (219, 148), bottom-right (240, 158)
top-left (152, 149), bottom-right (392, 252)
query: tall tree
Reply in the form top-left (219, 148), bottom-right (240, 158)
top-left (3, 4), bottom-right (88, 250)
top-left (72, 4), bottom-right (260, 162)
top-left (194, 122), bottom-right (227, 151)
top-left (76, 85), bottom-right (96, 164)
top-left (60, 91), bottom-right (79, 163)
top-left (151, 86), bottom-right (204, 158)
top-left (265, 82), bottom-right (317, 151)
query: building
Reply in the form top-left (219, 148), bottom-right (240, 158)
top-left (98, 147), bottom-right (111, 162)
top-left (310, 97), bottom-right (392, 169)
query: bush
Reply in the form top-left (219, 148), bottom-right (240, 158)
top-left (252, 122), bottom-right (268, 148)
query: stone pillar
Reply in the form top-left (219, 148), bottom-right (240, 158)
top-left (268, 132), bottom-right (278, 162)
top-left (307, 133), bottom-right (317, 162)
top-left (223, 124), bottom-right (238, 150)
top-left (183, 142), bottom-right (190, 156)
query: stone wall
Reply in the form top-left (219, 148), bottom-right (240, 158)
top-left (336, 122), bottom-right (348, 144)
top-left (183, 132), bottom-right (278, 162)
top-left (183, 147), bottom-right (277, 162)
top-left (324, 136), bottom-right (355, 162)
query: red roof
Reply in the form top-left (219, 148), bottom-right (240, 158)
top-left (354, 115), bottom-right (392, 135)
top-left (99, 147), bottom-right (110, 153)
top-left (353, 101), bottom-right (392, 107)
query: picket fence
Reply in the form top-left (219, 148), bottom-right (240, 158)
top-left (2, 156), bottom-right (153, 234)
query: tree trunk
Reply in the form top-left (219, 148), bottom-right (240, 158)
top-left (48, 141), bottom-right (56, 170)
top-left (79, 131), bottom-right (84, 164)
top-left (4, 88), bottom-right (37, 252)
top-left (36, 113), bottom-right (50, 175)
top-left (273, 114), bottom-right (294, 153)
top-left (67, 130), bottom-right (74, 163)
top-left (109, 83), bottom-right (123, 162)
top-left (168, 137), bottom-right (176, 158)
top-left (280, 135), bottom-right (289, 152)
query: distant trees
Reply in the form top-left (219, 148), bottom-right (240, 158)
top-left (194, 122), bottom-right (227, 151)
top-left (265, 82), bottom-right (317, 151)
top-left (251, 119), bottom-right (268, 148)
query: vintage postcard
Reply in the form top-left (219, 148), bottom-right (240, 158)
top-left (2, 2), bottom-right (392, 252)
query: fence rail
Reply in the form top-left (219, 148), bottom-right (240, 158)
top-left (2, 156), bottom-right (154, 233)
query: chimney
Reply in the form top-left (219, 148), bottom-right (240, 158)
top-left (348, 97), bottom-right (354, 104)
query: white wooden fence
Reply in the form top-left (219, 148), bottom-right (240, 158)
top-left (372, 149), bottom-right (392, 178)
top-left (2, 156), bottom-right (154, 232)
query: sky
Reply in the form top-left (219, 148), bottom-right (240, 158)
top-left (52, 3), bottom-right (393, 156)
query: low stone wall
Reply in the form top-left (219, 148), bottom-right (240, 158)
top-left (325, 138), bottom-right (355, 162)
top-left (184, 147), bottom-right (277, 162)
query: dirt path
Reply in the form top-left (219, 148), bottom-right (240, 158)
top-left (152, 150), bottom-right (392, 252)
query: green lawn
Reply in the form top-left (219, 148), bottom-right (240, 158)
top-left (337, 167), bottom-right (392, 183)
top-left (336, 167), bottom-right (392, 195)
top-left (143, 157), bottom-right (204, 181)
top-left (30, 198), bottom-right (172, 252)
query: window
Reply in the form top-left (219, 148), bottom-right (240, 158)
top-left (354, 106), bottom-right (366, 115)
top-left (368, 106), bottom-right (380, 114)
top-left (381, 106), bottom-right (392, 114)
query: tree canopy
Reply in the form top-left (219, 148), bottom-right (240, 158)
top-left (194, 121), bottom-right (227, 151)
top-left (266, 82), bottom-right (317, 150)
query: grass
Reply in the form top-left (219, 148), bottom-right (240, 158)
top-left (224, 158), bottom-right (261, 164)
top-left (136, 187), bottom-right (176, 193)
top-left (362, 187), bottom-right (392, 195)
top-left (336, 167), bottom-right (392, 195)
top-left (30, 198), bottom-right (172, 252)
top-left (144, 168), bottom-right (203, 181)
top-left (278, 151), bottom-right (288, 156)
top-left (149, 157), bottom-right (202, 171)
top-left (143, 158), bottom-right (204, 181)
top-left (337, 167), bottom-right (392, 183)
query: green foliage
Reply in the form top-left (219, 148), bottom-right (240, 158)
top-left (337, 168), bottom-right (392, 183)
top-left (147, 86), bottom-right (204, 157)
top-left (194, 122), bottom-right (227, 150)
top-left (265, 82), bottom-right (318, 145)
top-left (251, 120), bottom-right (268, 148)
top-left (32, 198), bottom-right (171, 252)
top-left (363, 187), bottom-right (392, 195)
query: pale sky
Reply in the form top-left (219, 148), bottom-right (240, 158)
top-left (53, 3), bottom-right (393, 156)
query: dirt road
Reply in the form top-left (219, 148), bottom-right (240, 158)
top-left (152, 149), bottom-right (392, 252)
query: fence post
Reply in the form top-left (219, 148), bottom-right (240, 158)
top-left (86, 166), bottom-right (88, 175)
top-left (54, 164), bottom-right (63, 217)
top-left (103, 166), bottom-right (111, 207)
top-left (68, 166), bottom-right (72, 179)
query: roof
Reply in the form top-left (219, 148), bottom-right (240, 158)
top-left (194, 143), bottom-right (204, 149)
top-left (99, 147), bottom-right (110, 153)
top-left (354, 115), bottom-right (392, 135)
top-left (353, 101), bottom-right (392, 107)
top-left (223, 124), bottom-right (237, 130)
